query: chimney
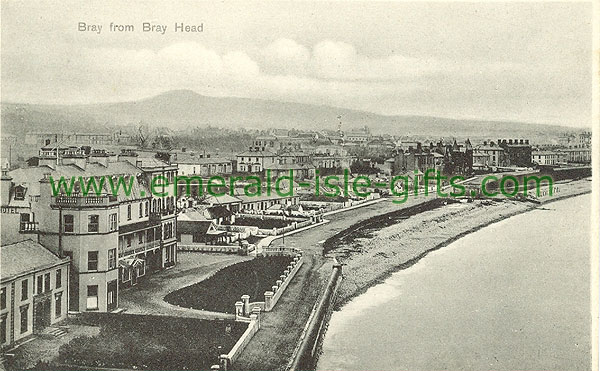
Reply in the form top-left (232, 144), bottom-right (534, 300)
top-left (519, 139), bottom-right (524, 144)
top-left (182, 147), bottom-right (187, 153)
top-left (1, 169), bottom-right (13, 206)
top-left (38, 173), bottom-right (54, 206)
top-left (525, 139), bottom-right (529, 145)
top-left (508, 139), bottom-right (513, 144)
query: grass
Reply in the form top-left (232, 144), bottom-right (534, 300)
top-left (165, 256), bottom-right (293, 313)
top-left (34, 314), bottom-right (248, 371)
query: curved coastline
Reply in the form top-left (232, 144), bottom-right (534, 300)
top-left (327, 178), bottom-right (592, 310)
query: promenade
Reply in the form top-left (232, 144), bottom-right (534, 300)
top-left (233, 196), bottom-right (431, 371)
top-left (234, 177), bottom-right (592, 371)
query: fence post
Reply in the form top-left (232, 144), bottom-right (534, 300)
top-left (241, 294), bottom-right (250, 316)
top-left (235, 301), bottom-right (244, 320)
top-left (219, 355), bottom-right (229, 371)
top-left (264, 291), bottom-right (274, 311)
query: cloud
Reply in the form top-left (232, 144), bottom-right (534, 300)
top-left (261, 38), bottom-right (310, 75)
top-left (0, 37), bottom-right (590, 126)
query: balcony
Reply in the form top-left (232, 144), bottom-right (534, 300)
top-left (53, 195), bottom-right (119, 207)
top-left (120, 239), bottom-right (161, 257)
top-left (19, 221), bottom-right (39, 233)
top-left (149, 207), bottom-right (176, 222)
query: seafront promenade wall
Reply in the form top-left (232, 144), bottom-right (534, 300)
top-left (287, 261), bottom-right (343, 371)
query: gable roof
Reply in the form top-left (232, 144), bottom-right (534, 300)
top-left (177, 220), bottom-right (215, 235)
top-left (1, 240), bottom-right (68, 282)
top-left (206, 205), bottom-right (232, 219)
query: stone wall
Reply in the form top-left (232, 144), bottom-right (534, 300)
top-left (218, 307), bottom-right (261, 371)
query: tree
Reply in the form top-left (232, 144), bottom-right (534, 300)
top-left (136, 122), bottom-right (151, 148)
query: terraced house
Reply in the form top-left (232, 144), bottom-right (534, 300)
top-left (0, 148), bottom-right (178, 313)
top-left (0, 240), bottom-right (70, 348)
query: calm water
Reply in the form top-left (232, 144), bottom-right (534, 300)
top-left (317, 194), bottom-right (591, 371)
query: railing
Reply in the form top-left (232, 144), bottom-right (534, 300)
top-left (19, 221), bottom-right (39, 232)
top-left (121, 239), bottom-right (161, 256)
top-left (149, 207), bottom-right (176, 221)
top-left (53, 195), bottom-right (118, 207)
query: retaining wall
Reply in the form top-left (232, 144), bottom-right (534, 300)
top-left (218, 308), bottom-right (261, 371)
top-left (234, 250), bottom-right (304, 319)
top-left (287, 262), bottom-right (343, 371)
top-left (178, 244), bottom-right (241, 254)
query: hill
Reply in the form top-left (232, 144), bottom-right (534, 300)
top-left (1, 90), bottom-right (574, 141)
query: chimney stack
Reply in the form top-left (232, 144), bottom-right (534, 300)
top-left (1, 169), bottom-right (13, 206)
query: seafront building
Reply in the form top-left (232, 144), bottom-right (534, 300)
top-left (0, 148), bottom-right (178, 313)
top-left (497, 139), bottom-right (532, 167)
top-left (1, 240), bottom-right (70, 348)
top-left (531, 151), bottom-right (565, 166)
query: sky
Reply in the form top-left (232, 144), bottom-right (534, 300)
top-left (0, 0), bottom-right (594, 127)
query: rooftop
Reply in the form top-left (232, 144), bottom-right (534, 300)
top-left (1, 240), bottom-right (68, 282)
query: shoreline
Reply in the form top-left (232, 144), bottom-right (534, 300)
top-left (328, 178), bottom-right (592, 310)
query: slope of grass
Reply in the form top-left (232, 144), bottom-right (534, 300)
top-left (50, 314), bottom-right (247, 371)
top-left (165, 256), bottom-right (293, 313)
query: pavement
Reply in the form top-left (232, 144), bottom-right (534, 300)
top-left (1, 324), bottom-right (100, 371)
top-left (233, 197), bottom-right (429, 371)
top-left (119, 252), bottom-right (251, 319)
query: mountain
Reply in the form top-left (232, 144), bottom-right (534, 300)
top-left (1, 90), bottom-right (575, 141)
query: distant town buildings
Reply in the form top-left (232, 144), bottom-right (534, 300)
top-left (498, 139), bottom-right (532, 168)
top-left (24, 132), bottom-right (135, 147)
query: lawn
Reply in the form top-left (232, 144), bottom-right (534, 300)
top-left (31, 314), bottom-right (247, 371)
top-left (165, 256), bottom-right (293, 313)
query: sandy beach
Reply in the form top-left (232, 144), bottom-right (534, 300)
top-left (326, 178), bottom-right (592, 307)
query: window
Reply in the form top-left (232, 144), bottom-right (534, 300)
top-left (20, 305), bottom-right (28, 333)
top-left (88, 214), bottom-right (99, 232)
top-left (55, 292), bottom-right (62, 317)
top-left (127, 205), bottom-right (132, 220)
top-left (14, 186), bottom-right (26, 200)
top-left (63, 214), bottom-right (74, 233)
top-left (126, 235), bottom-right (132, 247)
top-left (138, 233), bottom-right (143, 244)
top-left (0, 288), bottom-right (5, 310)
top-left (36, 276), bottom-right (43, 295)
top-left (109, 213), bottom-right (118, 231)
top-left (139, 203), bottom-right (143, 218)
top-left (108, 249), bottom-right (116, 270)
top-left (55, 269), bottom-right (62, 289)
top-left (21, 280), bottom-right (28, 300)
top-left (145, 201), bottom-right (149, 216)
top-left (1, 315), bottom-right (6, 344)
top-left (86, 285), bottom-right (98, 310)
top-left (44, 273), bottom-right (50, 292)
top-left (88, 251), bottom-right (98, 271)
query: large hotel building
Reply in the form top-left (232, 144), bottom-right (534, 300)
top-left (1, 148), bottom-right (178, 314)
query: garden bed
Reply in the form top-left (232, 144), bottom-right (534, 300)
top-left (38, 314), bottom-right (247, 371)
top-left (165, 256), bottom-right (293, 313)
